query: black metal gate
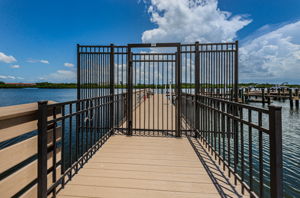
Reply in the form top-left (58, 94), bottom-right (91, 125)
top-left (125, 43), bottom-right (182, 136)
top-left (77, 42), bottom-right (238, 137)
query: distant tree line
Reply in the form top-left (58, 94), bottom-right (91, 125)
top-left (0, 82), bottom-right (77, 88)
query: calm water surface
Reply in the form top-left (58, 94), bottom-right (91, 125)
top-left (0, 88), bottom-right (299, 198)
top-left (251, 101), bottom-right (300, 198)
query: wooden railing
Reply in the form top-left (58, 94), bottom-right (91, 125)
top-left (0, 102), bottom-right (60, 198)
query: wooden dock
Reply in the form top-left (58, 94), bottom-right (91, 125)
top-left (240, 87), bottom-right (300, 108)
top-left (57, 94), bottom-right (249, 198)
top-left (57, 135), bottom-right (248, 198)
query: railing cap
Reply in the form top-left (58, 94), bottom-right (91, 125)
top-left (38, 101), bottom-right (48, 105)
top-left (268, 105), bottom-right (282, 110)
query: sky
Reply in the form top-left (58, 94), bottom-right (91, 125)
top-left (0, 0), bottom-right (300, 84)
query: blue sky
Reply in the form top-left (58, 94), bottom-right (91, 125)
top-left (0, 0), bottom-right (300, 83)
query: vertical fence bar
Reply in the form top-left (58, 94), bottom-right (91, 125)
top-left (37, 101), bottom-right (48, 198)
top-left (127, 46), bottom-right (133, 136)
top-left (77, 44), bottom-right (81, 100)
top-left (195, 42), bottom-right (200, 137)
top-left (175, 44), bottom-right (182, 137)
top-left (110, 44), bottom-right (115, 133)
top-left (52, 106), bottom-right (57, 197)
top-left (269, 105), bottom-right (283, 198)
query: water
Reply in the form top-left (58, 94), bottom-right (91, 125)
top-left (0, 88), bottom-right (299, 198)
top-left (251, 100), bottom-right (300, 198)
top-left (0, 88), bottom-right (76, 106)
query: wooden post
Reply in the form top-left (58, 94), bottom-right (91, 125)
top-left (289, 88), bottom-right (293, 109)
top-left (245, 88), bottom-right (249, 103)
top-left (295, 89), bottom-right (299, 109)
top-left (267, 88), bottom-right (271, 104)
top-left (241, 88), bottom-right (245, 103)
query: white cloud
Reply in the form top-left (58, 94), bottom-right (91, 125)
top-left (27, 58), bottom-right (49, 64)
top-left (40, 70), bottom-right (76, 82)
top-left (142, 0), bottom-right (251, 43)
top-left (40, 60), bottom-right (49, 64)
top-left (0, 75), bottom-right (16, 80)
top-left (10, 65), bottom-right (20, 69)
top-left (141, 0), bottom-right (300, 83)
top-left (0, 75), bottom-right (24, 80)
top-left (240, 20), bottom-right (300, 82)
top-left (0, 52), bottom-right (17, 63)
top-left (64, 62), bottom-right (74, 67)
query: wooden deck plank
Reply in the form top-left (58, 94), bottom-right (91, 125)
top-left (57, 136), bottom-right (249, 198)
top-left (58, 185), bottom-right (219, 198)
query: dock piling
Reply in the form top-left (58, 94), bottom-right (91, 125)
top-left (296, 89), bottom-right (299, 109)
top-left (289, 88), bottom-right (293, 109)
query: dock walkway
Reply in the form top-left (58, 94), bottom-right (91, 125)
top-left (58, 94), bottom-right (249, 198)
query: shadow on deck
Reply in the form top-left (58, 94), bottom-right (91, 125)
top-left (57, 135), bottom-right (248, 198)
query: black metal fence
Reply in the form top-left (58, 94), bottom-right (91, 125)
top-left (77, 44), bottom-right (128, 100)
top-left (35, 42), bottom-right (282, 198)
top-left (37, 93), bottom-right (126, 197)
top-left (77, 42), bottom-right (238, 136)
top-left (181, 93), bottom-right (282, 198)
top-left (181, 42), bottom-right (238, 100)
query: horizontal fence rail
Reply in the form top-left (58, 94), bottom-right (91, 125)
top-left (181, 92), bottom-right (282, 198)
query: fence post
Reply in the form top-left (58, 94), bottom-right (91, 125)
top-left (77, 44), bottom-right (81, 100)
top-left (194, 41), bottom-right (200, 138)
top-left (234, 41), bottom-right (239, 102)
top-left (126, 46), bottom-right (133, 136)
top-left (76, 44), bottom-right (81, 172)
top-left (37, 101), bottom-right (48, 198)
top-left (269, 105), bottom-right (283, 198)
top-left (175, 44), bottom-right (182, 137)
top-left (262, 88), bottom-right (265, 105)
top-left (110, 44), bottom-right (115, 134)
